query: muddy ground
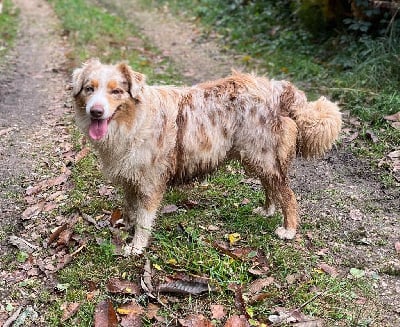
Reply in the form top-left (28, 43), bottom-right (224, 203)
top-left (0, 0), bottom-right (399, 325)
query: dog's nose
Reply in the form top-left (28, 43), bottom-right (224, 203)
top-left (90, 105), bottom-right (104, 118)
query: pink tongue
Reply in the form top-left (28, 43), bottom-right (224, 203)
top-left (89, 119), bottom-right (108, 140)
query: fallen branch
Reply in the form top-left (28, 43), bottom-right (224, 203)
top-left (3, 306), bottom-right (23, 327)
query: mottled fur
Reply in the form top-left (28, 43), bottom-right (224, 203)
top-left (72, 59), bottom-right (342, 254)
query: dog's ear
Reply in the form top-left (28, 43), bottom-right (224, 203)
top-left (71, 58), bottom-right (101, 96)
top-left (117, 63), bottom-right (146, 98)
top-left (71, 67), bottom-right (84, 97)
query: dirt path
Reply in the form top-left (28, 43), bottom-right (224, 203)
top-left (0, 0), bottom-right (399, 325)
top-left (0, 0), bottom-right (69, 323)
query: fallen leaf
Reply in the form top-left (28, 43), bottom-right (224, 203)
top-left (344, 131), bottom-right (359, 143)
top-left (157, 275), bottom-right (214, 295)
top-left (207, 224), bottom-right (220, 231)
top-left (318, 263), bottom-right (338, 277)
top-left (117, 301), bottom-right (144, 316)
top-left (247, 277), bottom-right (275, 294)
top-left (395, 241), bottom-right (400, 254)
top-left (145, 303), bottom-right (160, 320)
top-left (109, 209), bottom-right (123, 227)
top-left (94, 300), bottom-right (118, 327)
top-left (316, 248), bottom-right (329, 257)
top-left (227, 233), bottom-right (241, 245)
top-left (106, 278), bottom-right (141, 295)
top-left (224, 315), bottom-right (250, 327)
top-left (293, 319), bottom-right (324, 326)
top-left (98, 185), bottom-right (114, 196)
top-left (8, 236), bottom-right (39, 253)
top-left (25, 170), bottom-right (71, 196)
top-left (211, 304), bottom-right (226, 320)
top-left (120, 314), bottom-right (143, 327)
top-left (365, 130), bottom-right (378, 143)
top-left (384, 111), bottom-right (400, 122)
top-left (22, 201), bottom-right (45, 220)
top-left (57, 228), bottom-right (73, 247)
top-left (160, 204), bottom-right (178, 214)
top-left (61, 302), bottom-right (81, 322)
top-left (178, 314), bottom-right (213, 327)
top-left (241, 198), bottom-right (250, 205)
top-left (0, 127), bottom-right (15, 137)
top-left (388, 150), bottom-right (400, 159)
top-left (75, 146), bottom-right (90, 163)
top-left (229, 284), bottom-right (250, 319)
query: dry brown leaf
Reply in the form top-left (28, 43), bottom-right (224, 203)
top-left (61, 302), bottom-right (81, 322)
top-left (160, 204), bottom-right (178, 214)
top-left (57, 228), bottom-right (73, 247)
top-left (384, 112), bottom-right (400, 122)
top-left (157, 275), bottom-right (213, 295)
top-left (229, 284), bottom-right (250, 320)
top-left (210, 304), bottom-right (226, 320)
top-left (106, 278), bottom-right (141, 295)
top-left (94, 300), bottom-right (118, 327)
top-left (75, 146), bottom-right (90, 163)
top-left (224, 315), bottom-right (250, 327)
top-left (318, 263), bottom-right (338, 277)
top-left (390, 122), bottom-right (400, 129)
top-left (178, 314), bottom-right (213, 327)
top-left (365, 130), bottom-right (378, 143)
top-left (25, 170), bottom-right (71, 196)
top-left (120, 314), bottom-right (143, 327)
top-left (247, 277), bottom-right (274, 294)
top-left (109, 209), bottom-right (123, 227)
top-left (48, 223), bottom-right (68, 246)
top-left (316, 248), bottom-right (329, 257)
top-left (145, 303), bottom-right (160, 320)
top-left (395, 241), bottom-right (400, 254)
top-left (22, 201), bottom-right (45, 220)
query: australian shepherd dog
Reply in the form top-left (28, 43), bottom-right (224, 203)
top-left (72, 58), bottom-right (341, 255)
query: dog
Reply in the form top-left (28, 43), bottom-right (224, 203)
top-left (72, 58), bottom-right (341, 255)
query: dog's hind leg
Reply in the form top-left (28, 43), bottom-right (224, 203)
top-left (273, 178), bottom-right (298, 240)
top-left (256, 175), bottom-right (298, 240)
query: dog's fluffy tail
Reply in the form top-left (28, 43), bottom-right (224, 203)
top-left (292, 96), bottom-right (342, 159)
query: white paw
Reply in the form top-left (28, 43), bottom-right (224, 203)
top-left (275, 227), bottom-right (296, 240)
top-left (253, 204), bottom-right (275, 217)
top-left (123, 244), bottom-right (144, 256)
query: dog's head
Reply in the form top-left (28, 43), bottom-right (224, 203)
top-left (72, 58), bottom-right (145, 141)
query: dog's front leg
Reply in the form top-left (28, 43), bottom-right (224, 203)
top-left (122, 184), bottom-right (139, 229)
top-left (124, 189), bottom-right (164, 256)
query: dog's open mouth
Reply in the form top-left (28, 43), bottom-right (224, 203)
top-left (88, 107), bottom-right (121, 141)
top-left (89, 118), bottom-right (109, 141)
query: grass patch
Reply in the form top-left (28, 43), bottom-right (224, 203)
top-left (0, 0), bottom-right (18, 62)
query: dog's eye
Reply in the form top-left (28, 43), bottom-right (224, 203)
top-left (85, 86), bottom-right (94, 93)
top-left (111, 88), bottom-right (124, 95)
